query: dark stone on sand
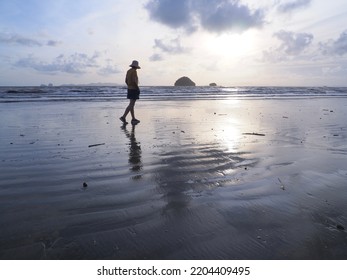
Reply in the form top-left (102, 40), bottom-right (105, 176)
top-left (83, 182), bottom-right (88, 188)
top-left (337, 224), bottom-right (345, 231)
top-left (174, 76), bottom-right (196, 86)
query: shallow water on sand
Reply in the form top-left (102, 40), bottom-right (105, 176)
top-left (0, 98), bottom-right (347, 259)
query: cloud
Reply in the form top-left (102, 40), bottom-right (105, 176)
top-left (145, 0), bottom-right (265, 33)
top-left (15, 52), bottom-right (101, 74)
top-left (321, 66), bottom-right (343, 75)
top-left (277, 0), bottom-right (311, 13)
top-left (97, 63), bottom-right (121, 76)
top-left (194, 0), bottom-right (265, 33)
top-left (0, 33), bottom-right (42, 47)
top-left (145, 0), bottom-right (193, 29)
top-left (263, 30), bottom-right (314, 62)
top-left (153, 37), bottom-right (189, 54)
top-left (15, 52), bottom-right (123, 76)
top-left (320, 30), bottom-right (347, 56)
top-left (87, 28), bottom-right (94, 36)
top-left (149, 53), bottom-right (163, 61)
top-left (274, 30), bottom-right (313, 55)
top-left (46, 40), bottom-right (62, 47)
top-left (150, 36), bottom-right (189, 61)
top-left (0, 32), bottom-right (62, 47)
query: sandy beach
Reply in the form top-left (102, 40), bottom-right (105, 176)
top-left (1, 97), bottom-right (347, 259)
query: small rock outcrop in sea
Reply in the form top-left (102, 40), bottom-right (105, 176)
top-left (174, 76), bottom-right (196, 86)
top-left (209, 83), bottom-right (217, 86)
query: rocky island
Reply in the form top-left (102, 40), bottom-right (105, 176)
top-left (174, 76), bottom-right (196, 86)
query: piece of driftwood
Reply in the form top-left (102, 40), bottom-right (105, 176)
top-left (242, 132), bottom-right (266, 136)
top-left (88, 143), bottom-right (105, 148)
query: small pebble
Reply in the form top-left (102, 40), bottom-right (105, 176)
top-left (83, 182), bottom-right (88, 188)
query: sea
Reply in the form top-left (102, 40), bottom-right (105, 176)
top-left (1, 85), bottom-right (347, 102)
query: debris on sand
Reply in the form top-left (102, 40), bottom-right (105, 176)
top-left (88, 143), bottom-right (105, 148)
top-left (278, 178), bottom-right (285, 190)
top-left (243, 132), bottom-right (266, 136)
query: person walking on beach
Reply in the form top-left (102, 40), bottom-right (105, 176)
top-left (120, 60), bottom-right (141, 125)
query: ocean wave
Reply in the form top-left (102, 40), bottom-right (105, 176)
top-left (0, 86), bottom-right (346, 103)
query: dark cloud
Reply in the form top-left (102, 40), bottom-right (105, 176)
top-left (277, 0), bottom-right (311, 13)
top-left (145, 0), bottom-right (265, 33)
top-left (263, 30), bottom-right (313, 62)
top-left (193, 0), bottom-right (264, 33)
top-left (145, 0), bottom-right (193, 29)
top-left (15, 52), bottom-right (100, 74)
top-left (320, 30), bottom-right (347, 56)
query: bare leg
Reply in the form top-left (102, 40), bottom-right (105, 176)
top-left (123, 99), bottom-right (136, 119)
top-left (130, 104), bottom-right (135, 119)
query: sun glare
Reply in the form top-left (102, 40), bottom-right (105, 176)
top-left (205, 32), bottom-right (255, 58)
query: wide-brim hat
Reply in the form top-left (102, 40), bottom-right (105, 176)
top-left (129, 60), bottom-right (141, 69)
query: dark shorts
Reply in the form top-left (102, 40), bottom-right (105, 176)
top-left (127, 89), bottom-right (140, 100)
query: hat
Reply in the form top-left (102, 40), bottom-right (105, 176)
top-left (129, 60), bottom-right (141, 69)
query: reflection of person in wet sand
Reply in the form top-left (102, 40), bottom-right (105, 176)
top-left (121, 124), bottom-right (142, 179)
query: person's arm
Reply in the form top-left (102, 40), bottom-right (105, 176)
top-left (133, 72), bottom-right (139, 90)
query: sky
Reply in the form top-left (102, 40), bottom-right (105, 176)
top-left (1, 0), bottom-right (347, 87)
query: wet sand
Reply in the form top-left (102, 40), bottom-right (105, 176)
top-left (1, 98), bottom-right (347, 259)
